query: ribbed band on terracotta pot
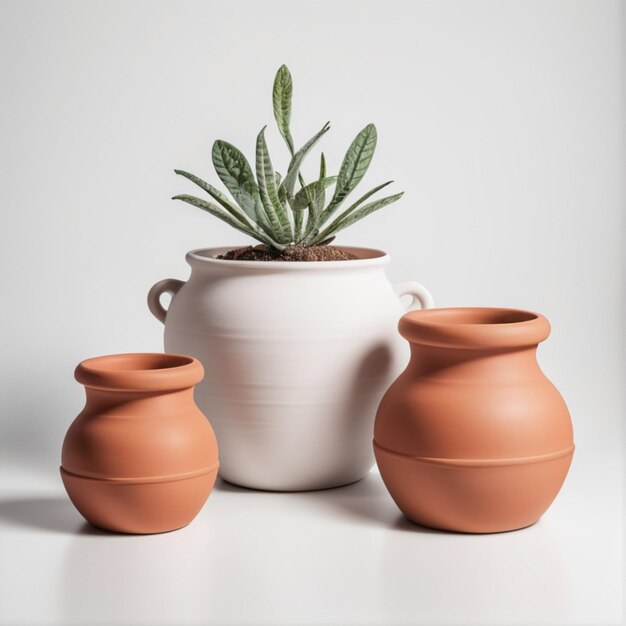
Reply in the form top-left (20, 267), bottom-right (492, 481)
top-left (398, 307), bottom-right (551, 349)
top-left (75, 353), bottom-right (204, 391)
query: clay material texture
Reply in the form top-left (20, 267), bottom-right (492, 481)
top-left (61, 353), bottom-right (219, 534)
top-left (374, 308), bottom-right (574, 533)
top-left (148, 246), bottom-right (433, 491)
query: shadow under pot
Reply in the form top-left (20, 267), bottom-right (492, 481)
top-left (61, 353), bottom-right (219, 534)
top-left (374, 308), bottom-right (574, 533)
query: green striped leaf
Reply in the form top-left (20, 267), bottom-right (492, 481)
top-left (273, 65), bottom-right (294, 155)
top-left (172, 194), bottom-right (283, 248)
top-left (286, 127), bottom-right (329, 243)
top-left (305, 180), bottom-right (393, 243)
top-left (317, 236), bottom-right (335, 246)
top-left (276, 171), bottom-right (289, 208)
top-left (211, 140), bottom-right (260, 219)
top-left (281, 122), bottom-right (330, 199)
top-left (293, 176), bottom-right (337, 211)
top-left (256, 127), bottom-right (293, 242)
top-left (319, 123), bottom-right (377, 224)
top-left (174, 169), bottom-right (254, 227)
top-left (253, 196), bottom-right (273, 235)
top-left (311, 192), bottom-right (403, 244)
top-left (311, 152), bottom-right (328, 218)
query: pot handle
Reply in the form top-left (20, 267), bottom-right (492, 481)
top-left (393, 281), bottom-right (434, 311)
top-left (147, 279), bottom-right (185, 324)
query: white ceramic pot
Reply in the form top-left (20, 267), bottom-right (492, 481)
top-left (148, 246), bottom-right (433, 491)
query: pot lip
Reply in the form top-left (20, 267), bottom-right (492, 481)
top-left (399, 307), bottom-right (551, 349)
top-left (75, 353), bottom-right (204, 391)
top-left (185, 245), bottom-right (390, 269)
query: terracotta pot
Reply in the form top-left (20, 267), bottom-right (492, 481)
top-left (147, 246), bottom-right (433, 491)
top-left (61, 353), bottom-right (219, 534)
top-left (374, 308), bottom-right (574, 533)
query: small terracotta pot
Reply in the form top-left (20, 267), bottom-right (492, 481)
top-left (61, 353), bottom-right (219, 534)
top-left (374, 308), bottom-right (574, 533)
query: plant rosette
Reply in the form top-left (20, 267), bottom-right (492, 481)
top-left (172, 65), bottom-right (405, 260)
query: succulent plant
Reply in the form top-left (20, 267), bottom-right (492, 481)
top-left (173, 65), bottom-right (403, 250)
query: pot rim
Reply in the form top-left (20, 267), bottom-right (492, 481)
top-left (185, 245), bottom-right (390, 270)
top-left (75, 353), bottom-right (204, 391)
top-left (399, 307), bottom-right (551, 349)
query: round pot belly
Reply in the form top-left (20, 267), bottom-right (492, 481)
top-left (61, 468), bottom-right (219, 534)
top-left (374, 443), bottom-right (574, 533)
top-left (167, 321), bottom-right (403, 491)
top-left (153, 246), bottom-right (433, 491)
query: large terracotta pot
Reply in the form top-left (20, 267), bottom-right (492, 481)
top-left (148, 246), bottom-right (433, 491)
top-left (61, 353), bottom-right (219, 534)
top-left (374, 308), bottom-right (574, 533)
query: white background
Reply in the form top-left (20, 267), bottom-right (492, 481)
top-left (0, 1), bottom-right (623, 625)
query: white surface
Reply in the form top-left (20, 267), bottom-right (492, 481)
top-left (0, 458), bottom-right (622, 626)
top-left (152, 247), bottom-right (432, 491)
top-left (0, 0), bottom-right (623, 624)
